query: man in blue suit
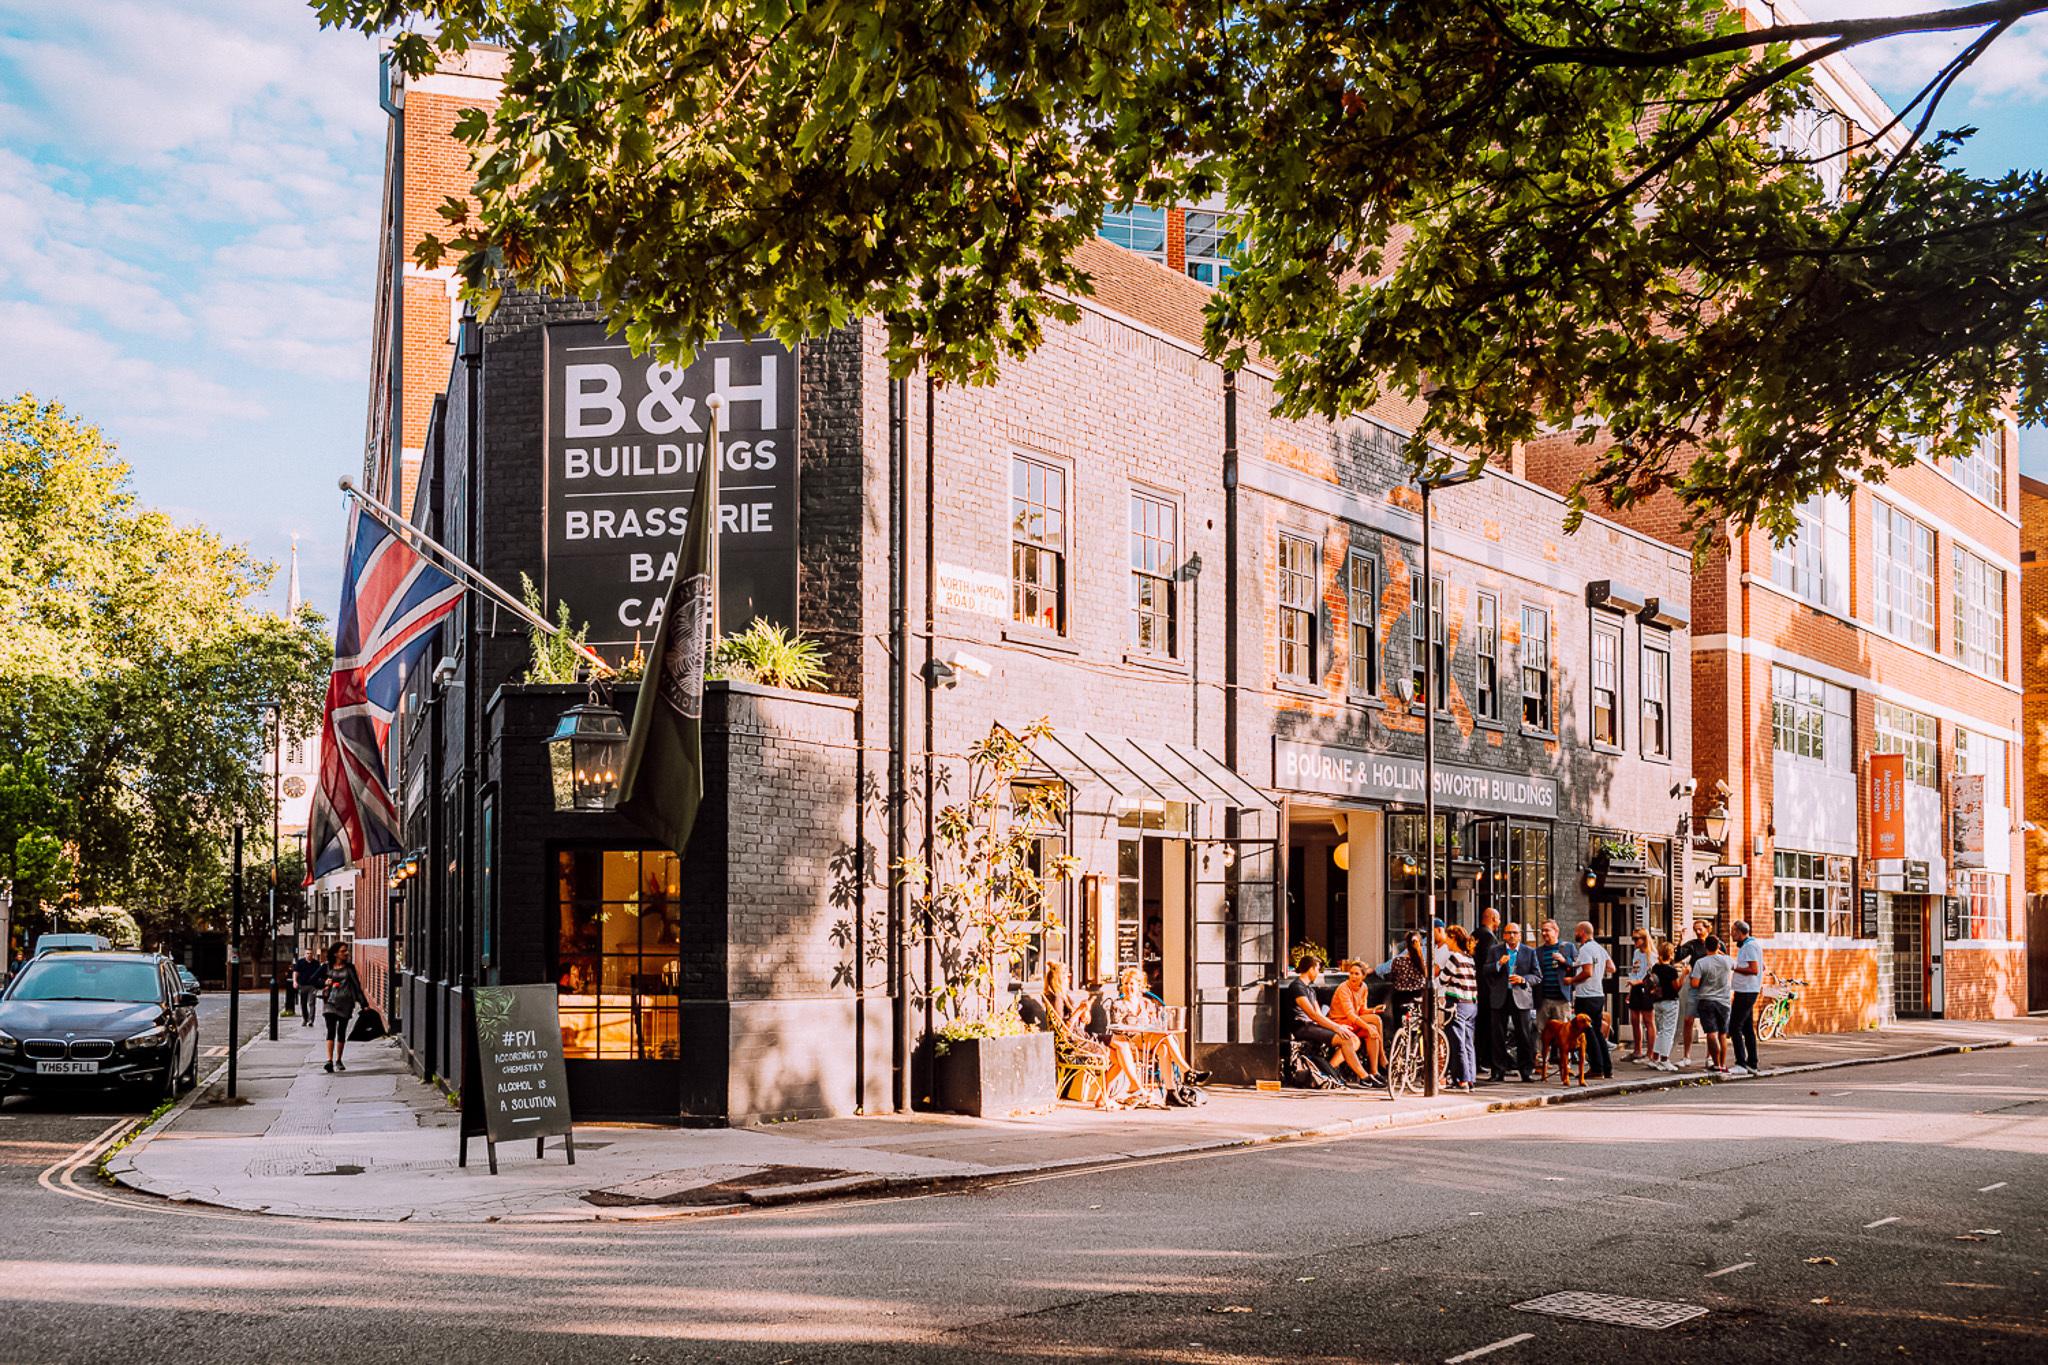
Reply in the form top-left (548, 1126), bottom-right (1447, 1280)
top-left (1488, 921), bottom-right (1541, 1082)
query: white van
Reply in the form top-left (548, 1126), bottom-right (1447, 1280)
top-left (31, 933), bottom-right (114, 956)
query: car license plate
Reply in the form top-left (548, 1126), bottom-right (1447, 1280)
top-left (35, 1059), bottom-right (99, 1075)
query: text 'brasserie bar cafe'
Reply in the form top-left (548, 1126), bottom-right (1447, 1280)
top-left (382, 238), bottom-right (1697, 1125)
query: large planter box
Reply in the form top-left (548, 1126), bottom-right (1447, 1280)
top-left (931, 1031), bottom-right (1056, 1118)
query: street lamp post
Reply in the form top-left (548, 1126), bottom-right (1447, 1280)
top-left (228, 822), bottom-right (243, 1099)
top-left (268, 703), bottom-right (282, 1041)
top-left (1418, 463), bottom-right (1482, 1099)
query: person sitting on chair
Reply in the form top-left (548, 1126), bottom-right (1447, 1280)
top-left (1284, 952), bottom-right (1374, 1089)
top-left (1043, 963), bottom-right (1143, 1108)
top-left (1109, 965), bottom-right (1208, 1088)
top-left (1329, 959), bottom-right (1388, 1084)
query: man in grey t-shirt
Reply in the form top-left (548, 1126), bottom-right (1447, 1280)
top-left (1688, 937), bottom-right (1733, 1074)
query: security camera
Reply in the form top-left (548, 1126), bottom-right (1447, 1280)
top-left (432, 656), bottom-right (458, 686)
top-left (948, 651), bottom-right (992, 680)
top-left (1670, 778), bottom-right (1698, 800)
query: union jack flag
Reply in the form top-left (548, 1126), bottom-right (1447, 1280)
top-left (306, 504), bottom-right (464, 877)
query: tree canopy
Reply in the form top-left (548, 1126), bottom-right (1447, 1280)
top-left (0, 396), bottom-right (331, 945)
top-left (320, 0), bottom-right (2048, 544)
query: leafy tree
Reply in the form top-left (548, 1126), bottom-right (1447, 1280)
top-left (320, 0), bottom-right (2046, 544)
top-left (0, 396), bottom-right (332, 943)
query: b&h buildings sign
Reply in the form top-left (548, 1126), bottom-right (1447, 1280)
top-left (544, 323), bottom-right (799, 656)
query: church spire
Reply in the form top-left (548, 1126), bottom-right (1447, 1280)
top-left (286, 535), bottom-right (301, 615)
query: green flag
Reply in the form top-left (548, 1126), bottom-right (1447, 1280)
top-left (617, 409), bottom-right (720, 856)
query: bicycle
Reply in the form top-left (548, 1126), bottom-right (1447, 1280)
top-left (1756, 971), bottom-right (1807, 1041)
top-left (1383, 989), bottom-right (1449, 1100)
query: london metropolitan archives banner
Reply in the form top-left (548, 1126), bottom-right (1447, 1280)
top-left (543, 323), bottom-right (799, 658)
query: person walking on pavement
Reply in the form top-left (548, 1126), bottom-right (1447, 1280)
top-left (1729, 920), bottom-right (1765, 1075)
top-left (321, 942), bottom-right (364, 1072)
top-left (295, 950), bottom-right (325, 1027)
top-left (1567, 920), bottom-right (1615, 1081)
top-left (1471, 908), bottom-right (1501, 1078)
top-left (1490, 922), bottom-right (1540, 1082)
top-left (1673, 918), bottom-right (1712, 1067)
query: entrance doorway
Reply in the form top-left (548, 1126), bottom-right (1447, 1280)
top-left (1285, 805), bottom-right (1383, 965)
top-left (1891, 896), bottom-right (1928, 1017)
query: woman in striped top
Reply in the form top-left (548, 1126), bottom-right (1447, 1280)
top-left (1442, 924), bottom-right (1480, 1092)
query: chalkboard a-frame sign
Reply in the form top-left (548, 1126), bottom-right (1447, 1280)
top-left (460, 984), bottom-right (576, 1174)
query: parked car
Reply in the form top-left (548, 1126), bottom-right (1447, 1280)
top-left (0, 951), bottom-right (200, 1102)
top-left (32, 933), bottom-right (113, 956)
top-left (175, 965), bottom-right (202, 997)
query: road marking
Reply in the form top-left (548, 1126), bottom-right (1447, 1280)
top-left (1704, 1262), bottom-right (1754, 1278)
top-left (1445, 1332), bottom-right (1535, 1362)
top-left (1864, 1216), bottom-right (1901, 1228)
top-left (1978, 1182), bottom-right (2007, 1192)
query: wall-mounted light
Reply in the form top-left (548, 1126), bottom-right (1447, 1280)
top-left (1581, 866), bottom-right (1599, 892)
top-left (1703, 801), bottom-right (1730, 846)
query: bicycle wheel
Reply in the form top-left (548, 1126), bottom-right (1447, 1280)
top-left (1386, 1027), bottom-right (1420, 1098)
top-left (1758, 1000), bottom-right (1790, 1042)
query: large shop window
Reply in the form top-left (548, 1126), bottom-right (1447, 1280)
top-left (1520, 605), bottom-right (1552, 732)
top-left (1769, 494), bottom-right (1849, 615)
top-left (1871, 501), bottom-right (1936, 649)
top-left (1011, 455), bottom-right (1068, 634)
top-left (1772, 849), bottom-right (1854, 936)
top-left (1873, 701), bottom-right (1938, 787)
top-left (1277, 532), bottom-right (1320, 683)
top-left (1129, 491), bottom-right (1179, 656)
top-left (1961, 870), bottom-right (2008, 940)
top-left (555, 849), bottom-right (683, 1061)
top-left (1389, 814), bottom-right (1551, 945)
top-left (1347, 551), bottom-right (1380, 697)
top-left (1951, 545), bottom-right (2005, 679)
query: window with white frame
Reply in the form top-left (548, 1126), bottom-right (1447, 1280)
top-left (1347, 551), bottom-right (1379, 697)
top-left (1951, 428), bottom-right (2004, 506)
top-left (1954, 728), bottom-right (2008, 810)
top-left (1771, 104), bottom-right (1851, 202)
top-left (1873, 701), bottom-right (1938, 787)
top-left (1591, 617), bottom-right (1622, 749)
top-left (1951, 545), bottom-right (2005, 678)
top-left (1521, 605), bottom-right (1552, 731)
top-left (1277, 532), bottom-right (1319, 684)
top-left (1183, 210), bottom-right (1240, 285)
top-left (1773, 849), bottom-right (1853, 936)
top-left (1011, 455), bottom-right (1068, 633)
top-left (1410, 573), bottom-right (1446, 709)
top-left (1871, 501), bottom-right (1935, 649)
top-left (1769, 494), bottom-right (1849, 614)
top-left (1771, 666), bottom-right (1848, 769)
top-left (1961, 870), bottom-right (2008, 940)
top-left (1099, 205), bottom-right (1167, 262)
top-left (1641, 637), bottom-right (1671, 760)
top-left (1128, 490), bottom-right (1178, 656)
top-left (1475, 591), bottom-right (1500, 722)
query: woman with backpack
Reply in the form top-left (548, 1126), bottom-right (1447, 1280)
top-left (321, 942), bottom-right (366, 1073)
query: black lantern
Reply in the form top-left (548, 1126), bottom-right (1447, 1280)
top-left (547, 701), bottom-right (629, 811)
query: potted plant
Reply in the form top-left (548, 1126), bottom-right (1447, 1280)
top-left (900, 720), bottom-right (1078, 1117)
top-left (1596, 835), bottom-right (1647, 872)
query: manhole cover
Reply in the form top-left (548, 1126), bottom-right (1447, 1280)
top-left (1512, 1292), bottom-right (1707, 1330)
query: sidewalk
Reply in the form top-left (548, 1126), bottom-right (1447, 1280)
top-left (108, 1016), bottom-right (2047, 1223)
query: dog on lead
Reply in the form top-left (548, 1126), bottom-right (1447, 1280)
top-left (1537, 1012), bottom-right (1593, 1087)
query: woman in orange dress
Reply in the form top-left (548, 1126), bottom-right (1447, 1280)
top-left (1329, 959), bottom-right (1387, 1077)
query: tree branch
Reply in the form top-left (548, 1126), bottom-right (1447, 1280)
top-left (1509, 0), bottom-right (2048, 70)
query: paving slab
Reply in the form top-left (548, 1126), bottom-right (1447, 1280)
top-left (105, 1016), bottom-right (2048, 1223)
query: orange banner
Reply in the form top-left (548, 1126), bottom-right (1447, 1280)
top-left (1869, 753), bottom-right (1906, 859)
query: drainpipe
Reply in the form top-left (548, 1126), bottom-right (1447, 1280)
top-left (378, 52), bottom-right (405, 507)
top-left (921, 376), bottom-right (937, 1068)
top-left (459, 312), bottom-right (481, 1001)
top-left (1222, 370), bottom-right (1240, 778)
top-left (887, 376), bottom-right (910, 1112)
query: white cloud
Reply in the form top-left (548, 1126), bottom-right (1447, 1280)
top-left (0, 298), bottom-right (263, 436)
top-left (1794, 2), bottom-right (2048, 108)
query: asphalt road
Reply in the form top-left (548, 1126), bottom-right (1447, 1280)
top-left (0, 1040), bottom-right (2039, 1364)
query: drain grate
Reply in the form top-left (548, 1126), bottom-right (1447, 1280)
top-left (1512, 1292), bottom-right (1707, 1330)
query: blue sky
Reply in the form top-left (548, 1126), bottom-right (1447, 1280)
top-left (0, 2), bottom-right (2041, 620)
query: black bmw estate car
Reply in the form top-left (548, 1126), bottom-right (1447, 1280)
top-left (0, 951), bottom-right (200, 1101)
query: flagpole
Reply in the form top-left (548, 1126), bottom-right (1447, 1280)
top-left (337, 476), bottom-right (613, 675)
top-left (705, 395), bottom-right (724, 643)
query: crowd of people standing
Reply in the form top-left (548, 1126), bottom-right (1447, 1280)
top-left (1285, 911), bottom-right (1769, 1089)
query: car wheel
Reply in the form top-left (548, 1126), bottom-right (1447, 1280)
top-left (177, 1049), bottom-right (198, 1094)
